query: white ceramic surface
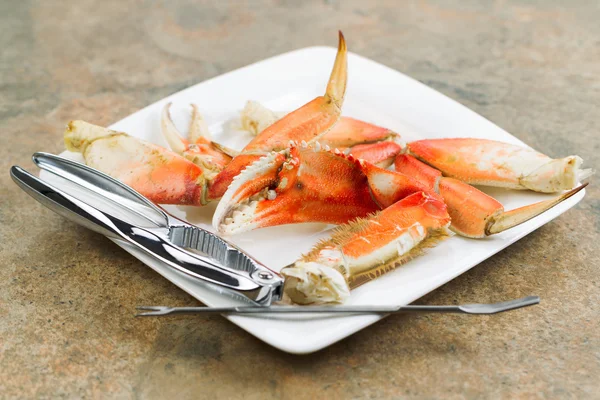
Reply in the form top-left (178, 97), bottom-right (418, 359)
top-left (54, 46), bottom-right (585, 354)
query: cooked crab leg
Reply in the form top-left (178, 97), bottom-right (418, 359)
top-left (407, 138), bottom-right (592, 193)
top-left (395, 154), bottom-right (588, 238)
top-left (208, 31), bottom-right (348, 200)
top-left (237, 101), bottom-right (402, 167)
top-left (281, 192), bottom-right (451, 304)
top-left (65, 120), bottom-right (207, 205)
top-left (161, 103), bottom-right (232, 180)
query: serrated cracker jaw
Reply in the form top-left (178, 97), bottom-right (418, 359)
top-left (212, 150), bottom-right (288, 235)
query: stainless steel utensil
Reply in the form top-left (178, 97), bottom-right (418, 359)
top-left (10, 152), bottom-right (284, 306)
top-left (135, 296), bottom-right (540, 316)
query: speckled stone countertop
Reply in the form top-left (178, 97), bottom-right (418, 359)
top-left (1, 1), bottom-right (598, 398)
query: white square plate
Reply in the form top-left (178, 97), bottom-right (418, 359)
top-left (56, 46), bottom-right (585, 354)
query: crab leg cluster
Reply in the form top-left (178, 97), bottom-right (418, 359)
top-left (212, 140), bottom-right (586, 238)
top-left (63, 32), bottom-right (591, 304)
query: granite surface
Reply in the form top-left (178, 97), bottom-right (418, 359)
top-left (1, 1), bottom-right (599, 398)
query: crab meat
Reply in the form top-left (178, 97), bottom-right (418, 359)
top-left (281, 192), bottom-right (451, 304)
top-left (407, 138), bottom-right (592, 193)
top-left (59, 30), bottom-right (591, 306)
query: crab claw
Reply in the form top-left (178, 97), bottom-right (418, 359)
top-left (213, 142), bottom-right (437, 235)
top-left (161, 103), bottom-right (232, 180)
top-left (212, 150), bottom-right (288, 234)
top-left (483, 182), bottom-right (588, 236)
top-left (237, 101), bottom-right (400, 149)
top-left (65, 120), bottom-right (207, 205)
top-left (213, 144), bottom-right (381, 235)
top-left (245, 31), bottom-right (347, 153)
top-left (209, 32), bottom-right (348, 200)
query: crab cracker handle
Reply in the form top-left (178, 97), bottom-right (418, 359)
top-left (10, 166), bottom-right (282, 305)
top-left (32, 152), bottom-right (169, 227)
